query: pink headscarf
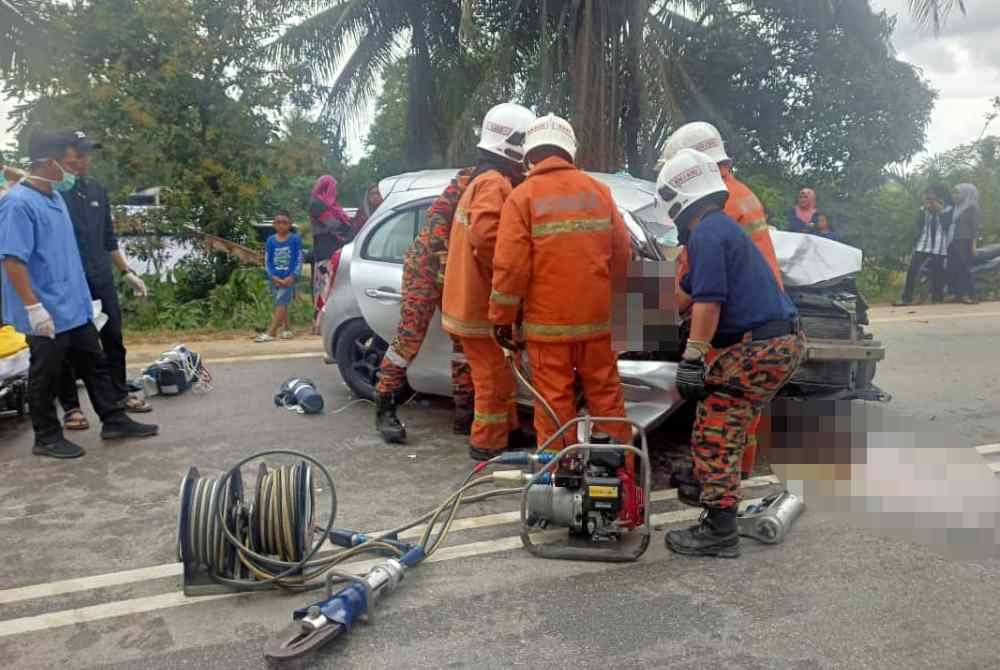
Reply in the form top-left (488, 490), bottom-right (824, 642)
top-left (310, 175), bottom-right (351, 227)
top-left (795, 188), bottom-right (817, 225)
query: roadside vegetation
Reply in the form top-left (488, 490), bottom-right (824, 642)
top-left (1, 0), bottom-right (994, 332)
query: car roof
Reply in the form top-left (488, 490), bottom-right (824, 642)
top-left (377, 168), bottom-right (660, 214)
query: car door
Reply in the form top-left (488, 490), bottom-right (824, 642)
top-left (349, 205), bottom-right (424, 342)
top-left (348, 201), bottom-right (455, 396)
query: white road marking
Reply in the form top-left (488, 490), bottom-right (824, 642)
top-left (0, 499), bottom-right (764, 638)
top-left (0, 476), bottom-right (781, 606)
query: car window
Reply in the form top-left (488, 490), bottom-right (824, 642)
top-left (363, 207), bottom-right (425, 263)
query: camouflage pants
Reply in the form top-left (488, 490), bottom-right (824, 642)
top-left (693, 332), bottom-right (805, 509)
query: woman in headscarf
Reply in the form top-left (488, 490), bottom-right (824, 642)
top-left (308, 175), bottom-right (355, 332)
top-left (948, 183), bottom-right (980, 304)
top-left (787, 188), bottom-right (819, 233)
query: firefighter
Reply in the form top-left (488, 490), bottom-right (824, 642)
top-left (656, 149), bottom-right (804, 557)
top-left (442, 103), bottom-right (537, 461)
top-left (660, 121), bottom-right (783, 484)
top-left (489, 114), bottom-right (633, 454)
top-left (374, 169), bottom-right (478, 443)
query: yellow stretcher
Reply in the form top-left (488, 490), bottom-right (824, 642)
top-left (0, 325), bottom-right (30, 415)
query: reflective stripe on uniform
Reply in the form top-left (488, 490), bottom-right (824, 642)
top-left (531, 218), bottom-right (610, 238)
top-left (523, 321), bottom-right (610, 338)
top-left (455, 207), bottom-right (469, 227)
top-left (384, 346), bottom-right (408, 368)
top-left (489, 289), bottom-right (521, 306)
top-left (474, 409), bottom-right (509, 424)
top-left (745, 217), bottom-right (769, 234)
top-left (442, 313), bottom-right (493, 337)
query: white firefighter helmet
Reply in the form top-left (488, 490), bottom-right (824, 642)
top-left (655, 148), bottom-right (729, 225)
top-left (658, 121), bottom-right (731, 168)
top-left (477, 103), bottom-right (537, 162)
top-left (523, 113), bottom-right (578, 162)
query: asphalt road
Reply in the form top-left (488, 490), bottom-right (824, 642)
top-left (1, 304), bottom-right (998, 669)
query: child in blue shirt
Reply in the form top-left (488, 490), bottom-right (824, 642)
top-left (256, 210), bottom-right (302, 342)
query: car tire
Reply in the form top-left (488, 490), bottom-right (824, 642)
top-left (334, 318), bottom-right (409, 401)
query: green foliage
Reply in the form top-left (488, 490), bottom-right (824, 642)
top-left (121, 267), bottom-right (312, 333)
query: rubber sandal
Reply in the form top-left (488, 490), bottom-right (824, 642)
top-left (63, 409), bottom-right (90, 431)
top-left (125, 395), bottom-right (153, 413)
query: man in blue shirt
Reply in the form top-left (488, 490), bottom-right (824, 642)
top-left (656, 149), bottom-right (805, 558)
top-left (58, 130), bottom-right (153, 429)
top-left (0, 130), bottom-right (158, 458)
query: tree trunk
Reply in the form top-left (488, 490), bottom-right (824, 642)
top-left (405, 5), bottom-right (436, 170)
top-left (623, 0), bottom-right (646, 176)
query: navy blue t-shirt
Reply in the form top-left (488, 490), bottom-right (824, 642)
top-left (680, 210), bottom-right (796, 335)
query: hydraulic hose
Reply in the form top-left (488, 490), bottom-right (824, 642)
top-left (178, 450), bottom-right (527, 594)
top-left (503, 348), bottom-right (561, 445)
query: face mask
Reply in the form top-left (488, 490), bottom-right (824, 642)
top-left (54, 162), bottom-right (77, 192)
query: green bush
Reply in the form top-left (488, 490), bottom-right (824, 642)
top-left (121, 267), bottom-right (313, 334)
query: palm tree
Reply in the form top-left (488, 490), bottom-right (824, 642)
top-left (267, 0), bottom-right (464, 170)
top-left (907, 0), bottom-right (966, 32)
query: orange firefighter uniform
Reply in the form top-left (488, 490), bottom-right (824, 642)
top-left (676, 172), bottom-right (781, 476)
top-left (489, 156), bottom-right (632, 452)
top-left (442, 170), bottom-right (519, 453)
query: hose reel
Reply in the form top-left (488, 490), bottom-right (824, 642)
top-left (176, 451), bottom-right (335, 596)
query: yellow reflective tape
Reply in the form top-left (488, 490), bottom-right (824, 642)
top-left (532, 218), bottom-right (610, 238)
top-left (474, 410), bottom-right (509, 424)
top-left (455, 208), bottom-right (470, 227)
top-left (588, 485), bottom-right (619, 499)
top-left (745, 218), bottom-right (769, 234)
top-left (489, 289), bottom-right (521, 306)
top-left (442, 313), bottom-right (492, 337)
top-left (523, 321), bottom-right (609, 338)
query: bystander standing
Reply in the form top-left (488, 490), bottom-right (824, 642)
top-left (57, 130), bottom-right (152, 432)
top-left (948, 183), bottom-right (980, 304)
top-left (896, 184), bottom-right (953, 306)
top-left (256, 210), bottom-right (302, 342)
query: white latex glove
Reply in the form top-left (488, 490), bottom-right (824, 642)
top-left (26, 303), bottom-right (56, 339)
top-left (125, 271), bottom-right (148, 297)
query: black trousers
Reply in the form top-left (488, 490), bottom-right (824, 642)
top-left (28, 322), bottom-right (125, 444)
top-left (901, 251), bottom-right (946, 303)
top-left (59, 284), bottom-right (128, 412)
top-left (947, 239), bottom-right (976, 300)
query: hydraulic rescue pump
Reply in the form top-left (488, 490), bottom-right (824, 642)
top-left (525, 439), bottom-right (645, 542)
top-left (519, 418), bottom-right (652, 562)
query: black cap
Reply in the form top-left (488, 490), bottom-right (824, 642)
top-left (71, 129), bottom-right (102, 153)
top-left (27, 129), bottom-right (79, 162)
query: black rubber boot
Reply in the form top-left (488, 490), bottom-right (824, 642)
top-left (670, 466), bottom-right (702, 508)
top-left (453, 405), bottom-right (473, 436)
top-left (506, 428), bottom-right (536, 452)
top-left (375, 393), bottom-right (406, 444)
top-left (665, 507), bottom-right (740, 558)
top-left (469, 446), bottom-right (503, 462)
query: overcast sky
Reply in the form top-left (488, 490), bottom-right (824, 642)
top-left (1, 0), bottom-right (995, 164)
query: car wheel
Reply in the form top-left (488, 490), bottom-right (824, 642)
top-left (334, 319), bottom-right (406, 401)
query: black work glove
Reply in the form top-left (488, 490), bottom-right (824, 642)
top-left (492, 324), bottom-right (519, 352)
top-left (675, 358), bottom-right (709, 401)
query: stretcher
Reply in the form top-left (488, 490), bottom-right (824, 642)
top-left (0, 325), bottom-right (29, 418)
